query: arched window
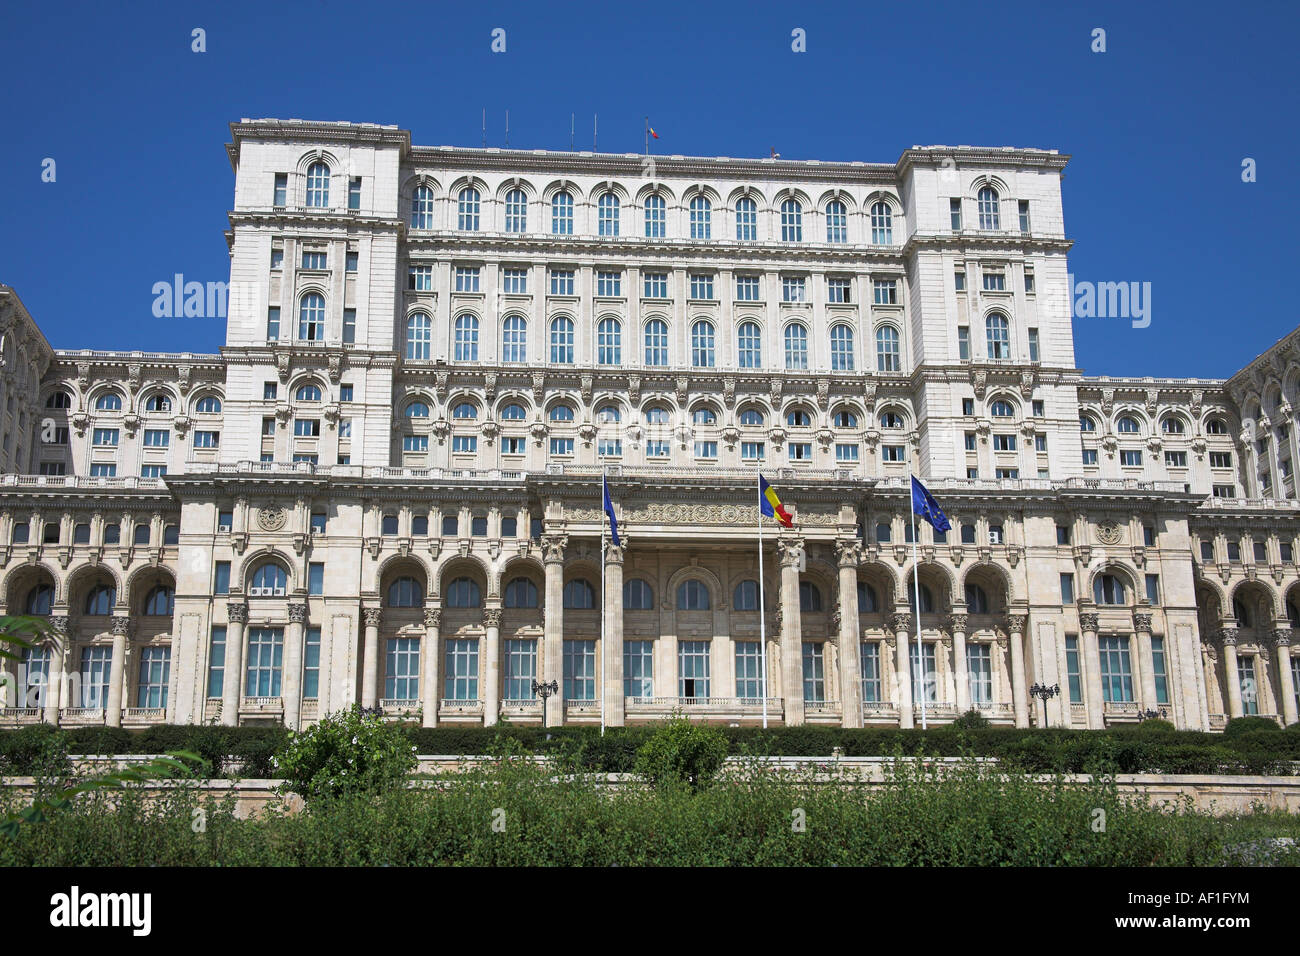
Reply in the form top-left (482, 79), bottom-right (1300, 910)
top-left (825, 200), bottom-right (847, 243)
top-left (597, 192), bottom-right (620, 236)
top-left (1094, 573), bottom-right (1127, 605)
top-left (504, 577), bottom-right (539, 608)
top-left (305, 161), bottom-right (330, 208)
top-left (1206, 419), bottom-right (1229, 435)
top-left (250, 563), bottom-right (288, 595)
top-left (504, 188), bottom-right (528, 232)
top-left (597, 404), bottom-right (621, 423)
top-left (689, 196), bottom-right (712, 239)
top-left (502, 315), bottom-right (527, 363)
top-left (195, 396), bottom-right (221, 414)
top-left (46, 391), bottom-right (71, 409)
top-left (597, 317), bottom-right (622, 365)
top-left (1161, 417), bottom-right (1186, 435)
top-left (84, 585), bottom-right (116, 615)
top-left (739, 407), bottom-right (765, 427)
top-left (404, 401), bottom-right (430, 418)
top-left (977, 186), bottom-right (1000, 229)
top-left (676, 579), bottom-right (711, 610)
top-left (1080, 415), bottom-right (1097, 432)
top-left (734, 579), bottom-right (759, 611)
top-left (857, 581), bottom-right (878, 613)
top-left (25, 584), bottom-right (54, 615)
top-left (908, 583), bottom-right (935, 614)
top-left (990, 400), bottom-right (1015, 418)
top-left (691, 320), bottom-right (715, 368)
top-left (454, 313), bottom-right (479, 361)
top-left (879, 410), bottom-right (904, 429)
top-left (876, 326), bottom-right (900, 372)
top-left (500, 403), bottom-right (527, 421)
top-left (735, 196), bottom-right (758, 240)
top-left (446, 577), bottom-right (481, 608)
top-left (692, 407), bottom-right (717, 426)
top-left (295, 383), bottom-right (322, 402)
top-left (870, 201), bottom-right (893, 244)
top-left (143, 585), bottom-right (175, 616)
top-left (784, 323), bottom-right (809, 370)
top-left (551, 190), bottom-right (574, 234)
top-left (644, 405), bottom-right (670, 425)
top-left (644, 318), bottom-right (669, 366)
top-left (563, 579), bottom-right (596, 609)
top-left (298, 293), bottom-right (325, 341)
top-left (549, 404), bottom-right (575, 423)
top-left (410, 184), bottom-right (435, 228)
top-left (830, 323), bottom-right (855, 371)
top-left (787, 408), bottom-right (811, 427)
top-left (1117, 416), bottom-right (1141, 434)
top-left (780, 199), bottom-right (803, 241)
top-left (834, 409), bottom-right (859, 428)
top-left (144, 394), bottom-right (172, 413)
top-left (737, 321), bottom-right (762, 368)
top-left (799, 581), bottom-right (823, 612)
top-left (625, 578), bottom-right (654, 610)
top-left (549, 316), bottom-right (575, 364)
top-left (644, 193), bottom-right (665, 238)
top-left (985, 313), bottom-right (1011, 359)
top-left (457, 187), bottom-right (481, 230)
top-left (386, 576), bottom-right (424, 607)
top-left (95, 392), bottom-right (122, 411)
top-left (405, 313), bottom-right (432, 360)
top-left (965, 583), bottom-right (990, 614)
top-left (452, 402), bottom-right (478, 420)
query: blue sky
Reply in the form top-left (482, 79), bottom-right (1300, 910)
top-left (1, 0), bottom-right (1295, 378)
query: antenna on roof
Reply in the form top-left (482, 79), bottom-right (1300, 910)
top-left (505, 110), bottom-right (510, 148)
top-left (481, 108), bottom-right (486, 148)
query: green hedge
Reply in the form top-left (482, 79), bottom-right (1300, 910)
top-left (2, 722), bottom-right (1298, 777)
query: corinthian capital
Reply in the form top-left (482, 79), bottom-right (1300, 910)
top-left (423, 607), bottom-right (442, 629)
top-left (889, 611), bottom-right (914, 633)
top-left (835, 539), bottom-right (863, 569)
top-left (1004, 614), bottom-right (1027, 635)
top-left (227, 603), bottom-right (249, 624)
top-left (1132, 611), bottom-right (1153, 633)
top-left (1078, 612), bottom-right (1099, 632)
top-left (947, 613), bottom-right (969, 634)
top-left (482, 608), bottom-right (503, 628)
top-left (542, 534), bottom-right (568, 565)
top-left (288, 603), bottom-right (308, 624)
top-left (776, 537), bottom-right (805, 569)
top-left (362, 607), bottom-right (383, 628)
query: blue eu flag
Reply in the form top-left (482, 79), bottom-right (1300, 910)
top-left (911, 476), bottom-right (950, 533)
top-left (602, 474), bottom-right (621, 547)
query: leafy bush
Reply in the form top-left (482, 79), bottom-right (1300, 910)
top-left (1132, 718), bottom-right (1177, 733)
top-left (273, 706), bottom-right (416, 803)
top-left (1223, 716), bottom-right (1281, 737)
top-left (633, 717), bottom-right (729, 789)
top-left (952, 709), bottom-right (991, 730)
top-left (0, 723), bottom-right (70, 776)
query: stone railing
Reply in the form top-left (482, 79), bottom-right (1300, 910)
top-left (122, 707), bottom-right (166, 722)
top-left (440, 698), bottom-right (483, 713)
top-left (0, 474), bottom-right (166, 490)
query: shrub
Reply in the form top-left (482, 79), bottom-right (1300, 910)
top-left (1223, 716), bottom-right (1281, 738)
top-left (952, 709), bottom-right (990, 730)
top-left (633, 717), bottom-right (729, 789)
top-left (273, 705), bottom-right (416, 803)
top-left (1132, 718), bottom-right (1177, 733)
top-left (0, 723), bottom-right (70, 776)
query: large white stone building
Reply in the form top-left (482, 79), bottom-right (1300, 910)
top-left (1, 118), bottom-right (1297, 733)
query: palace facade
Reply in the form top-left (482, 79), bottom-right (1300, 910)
top-left (1, 118), bottom-right (1297, 732)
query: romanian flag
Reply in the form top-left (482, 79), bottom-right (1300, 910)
top-left (759, 474), bottom-right (794, 528)
top-left (649, 127), bottom-right (659, 139)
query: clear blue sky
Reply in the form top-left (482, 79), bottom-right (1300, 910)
top-left (1, 0), bottom-right (1295, 378)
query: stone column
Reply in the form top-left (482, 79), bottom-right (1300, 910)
top-left (361, 607), bottom-right (382, 709)
top-left (44, 617), bottom-right (69, 724)
top-left (1006, 614), bottom-right (1029, 729)
top-left (1080, 611), bottom-right (1105, 729)
top-left (1133, 611), bottom-right (1158, 709)
top-left (105, 616), bottom-right (130, 726)
top-left (422, 608), bottom-right (441, 727)
top-left (542, 534), bottom-right (567, 727)
top-left (949, 612), bottom-right (970, 714)
top-left (483, 607), bottom-right (502, 726)
top-left (777, 537), bottom-right (805, 726)
top-left (892, 611), bottom-right (914, 728)
top-left (603, 541), bottom-right (626, 727)
top-left (1221, 627), bottom-right (1243, 718)
top-left (283, 603), bottom-right (307, 730)
top-left (835, 541), bottom-right (863, 728)
top-left (1273, 628), bottom-right (1297, 726)
top-left (221, 603), bottom-right (248, 726)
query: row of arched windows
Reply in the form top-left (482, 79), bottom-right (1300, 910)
top-left (1079, 411), bottom-right (1231, 436)
top-left (412, 312), bottom-right (904, 371)
top-left (54, 390), bottom-right (222, 415)
top-left (24, 584), bottom-right (174, 616)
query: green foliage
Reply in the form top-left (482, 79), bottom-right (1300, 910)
top-left (1132, 718), bottom-right (1177, 733)
top-left (273, 705), bottom-right (416, 803)
top-left (952, 709), bottom-right (991, 730)
top-left (633, 717), bottom-right (729, 790)
top-left (1223, 716), bottom-right (1282, 737)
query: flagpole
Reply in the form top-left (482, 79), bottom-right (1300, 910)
top-left (756, 471), bottom-right (769, 730)
top-left (908, 463), bottom-right (929, 731)
top-left (600, 470), bottom-right (607, 736)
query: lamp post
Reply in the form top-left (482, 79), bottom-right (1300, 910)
top-left (1029, 682), bottom-right (1059, 728)
top-left (532, 679), bottom-right (559, 729)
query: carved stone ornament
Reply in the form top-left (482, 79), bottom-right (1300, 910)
top-left (1133, 612), bottom-right (1153, 632)
top-left (1078, 612), bottom-right (1099, 632)
top-left (542, 534), bottom-right (568, 564)
top-left (288, 603), bottom-right (308, 623)
top-left (889, 612), bottom-right (914, 633)
top-left (971, 370), bottom-right (987, 399)
top-left (1273, 628), bottom-right (1292, 647)
top-left (723, 379), bottom-right (735, 408)
top-left (227, 603), bottom-right (250, 624)
top-left (482, 608), bottom-right (503, 628)
top-left (1095, 521), bottom-right (1123, 546)
top-left (948, 613), bottom-right (969, 634)
top-left (423, 608), bottom-right (442, 629)
top-left (1219, 627), bottom-right (1238, 646)
top-left (836, 540), bottom-right (862, 568)
top-left (111, 616), bottom-right (131, 636)
top-left (277, 352), bottom-right (291, 382)
top-left (362, 607), bottom-right (384, 628)
top-left (328, 354), bottom-right (342, 384)
top-left (1004, 614), bottom-right (1027, 635)
top-left (257, 507), bottom-right (288, 532)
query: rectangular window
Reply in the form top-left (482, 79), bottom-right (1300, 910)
top-left (444, 639), bottom-right (480, 701)
top-left (308, 562), bottom-right (325, 595)
top-left (293, 420), bottom-right (320, 439)
top-left (141, 465), bottom-right (167, 478)
top-left (741, 441), bottom-right (765, 461)
top-left (303, 627), bottom-right (321, 699)
top-left (1035, 435), bottom-right (1047, 452)
top-left (954, 269), bottom-right (966, 291)
top-left (451, 435), bottom-right (477, 454)
top-left (143, 429), bottom-right (170, 448)
top-left (962, 398), bottom-right (975, 416)
top-left (643, 272), bottom-right (668, 298)
top-left (967, 644), bottom-right (992, 705)
top-left (549, 437), bottom-right (574, 456)
top-left (1121, 450), bottom-right (1143, 467)
top-left (693, 440), bottom-right (718, 459)
top-left (38, 462), bottom-right (65, 475)
top-left (1282, 542), bottom-right (1293, 563)
top-left (827, 277), bottom-right (851, 304)
top-left (244, 628), bottom-right (284, 698)
top-left (993, 434), bottom-right (1017, 451)
top-left (1082, 448), bottom-right (1099, 466)
top-left (1060, 573), bottom-right (1075, 604)
top-left (301, 249), bottom-right (327, 270)
top-left (408, 266), bottom-right (432, 291)
top-left (835, 443), bottom-right (859, 462)
top-left (789, 442), bottom-right (813, 461)
top-left (624, 640), bottom-right (654, 698)
top-left (872, 278), bottom-right (898, 305)
top-left (266, 307), bottom-right (280, 341)
top-left (957, 325), bottom-right (970, 360)
top-left (678, 641), bottom-right (711, 699)
top-left (995, 468), bottom-right (1019, 479)
top-left (90, 463), bottom-right (116, 477)
top-left (348, 176), bottom-right (362, 210)
top-left (403, 435), bottom-right (430, 453)
top-left (503, 639), bottom-right (537, 701)
top-left (206, 627), bottom-right (226, 699)
top-left (194, 430), bottom-right (220, 449)
top-left (345, 251), bottom-right (358, 273)
top-left (882, 445), bottom-right (905, 462)
top-left (802, 643), bottom-right (826, 703)
top-left (965, 432), bottom-right (977, 451)
top-left (342, 309), bottom-right (356, 344)
top-left (950, 198), bottom-right (962, 230)
top-left (1213, 484), bottom-right (1236, 498)
top-left (563, 640), bottom-right (597, 701)
top-left (338, 419), bottom-right (352, 439)
top-left (982, 270), bottom-right (1006, 292)
top-left (689, 274), bottom-right (714, 300)
top-left (910, 642), bottom-right (937, 704)
top-left (1018, 200), bottom-right (1031, 233)
top-left (549, 269), bottom-right (575, 296)
top-left (1165, 451), bottom-right (1187, 468)
top-left (136, 647), bottom-right (171, 709)
top-left (210, 560), bottom-right (231, 595)
top-left (1065, 636), bottom-right (1082, 703)
top-left (382, 638), bottom-right (420, 702)
top-left (1210, 452), bottom-right (1233, 469)
top-left (597, 438), bottom-right (622, 457)
top-left (1098, 636), bottom-right (1134, 703)
top-left (860, 643), bottom-right (882, 703)
top-left (1227, 541), bottom-right (1241, 562)
top-left (782, 277), bottom-right (807, 303)
top-left (501, 268), bottom-right (528, 294)
top-left (263, 382), bottom-right (277, 400)
top-left (1142, 573), bottom-right (1159, 604)
top-left (502, 436), bottom-right (525, 455)
top-left (455, 266), bottom-right (481, 293)
top-left (1028, 328), bottom-right (1040, 362)
top-left (646, 440), bottom-right (669, 458)
top-left (273, 173), bottom-right (287, 207)
top-left (1240, 657), bottom-right (1259, 715)
top-left (735, 276), bottom-right (760, 301)
top-left (1150, 635), bottom-right (1169, 705)
top-left (92, 428), bottom-right (119, 447)
top-left (595, 271), bottom-right (622, 297)
top-left (733, 642), bottom-right (763, 700)
top-left (1033, 400), bottom-right (1045, 417)
top-left (1024, 269), bottom-right (1036, 294)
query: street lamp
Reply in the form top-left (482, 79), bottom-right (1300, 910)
top-left (532, 679), bottom-right (559, 729)
top-left (1029, 683), bottom-right (1059, 728)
